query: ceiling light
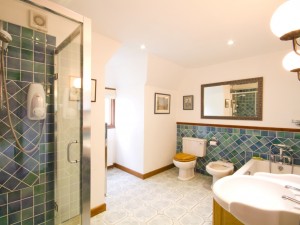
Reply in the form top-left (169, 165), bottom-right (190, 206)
top-left (227, 40), bottom-right (234, 46)
top-left (271, 0), bottom-right (300, 55)
top-left (282, 51), bottom-right (300, 81)
top-left (140, 44), bottom-right (146, 50)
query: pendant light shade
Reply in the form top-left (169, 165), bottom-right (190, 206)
top-left (282, 51), bottom-right (300, 72)
top-left (282, 51), bottom-right (300, 81)
top-left (271, 0), bottom-right (300, 40)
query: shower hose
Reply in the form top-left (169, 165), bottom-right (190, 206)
top-left (1, 48), bottom-right (46, 153)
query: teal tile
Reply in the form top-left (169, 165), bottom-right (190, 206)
top-left (7, 69), bottom-right (20, 80)
top-left (10, 35), bottom-right (20, 48)
top-left (22, 207), bottom-right (33, 220)
top-left (34, 31), bottom-right (46, 43)
top-left (34, 194), bottom-right (44, 205)
top-left (23, 173), bottom-right (38, 186)
top-left (277, 131), bottom-right (285, 138)
top-left (46, 65), bottom-right (54, 75)
top-left (46, 210), bottom-right (54, 221)
top-left (253, 130), bottom-right (261, 136)
top-left (34, 62), bottom-right (45, 73)
top-left (284, 132), bottom-right (293, 139)
top-left (46, 219), bottom-right (54, 225)
top-left (45, 191), bottom-right (54, 202)
top-left (0, 216), bottom-right (7, 225)
top-left (7, 190), bottom-right (20, 203)
top-left (23, 217), bottom-right (33, 225)
top-left (21, 187), bottom-right (33, 199)
top-left (34, 73), bottom-right (45, 83)
top-left (22, 38), bottom-right (34, 50)
top-left (21, 60), bottom-right (33, 72)
top-left (8, 211), bottom-right (20, 224)
top-left (21, 49), bottom-right (33, 61)
top-left (22, 27), bottom-right (33, 39)
top-left (8, 23), bottom-right (20, 36)
top-left (294, 133), bottom-right (300, 139)
top-left (7, 46), bottom-right (20, 58)
top-left (34, 184), bottom-right (45, 195)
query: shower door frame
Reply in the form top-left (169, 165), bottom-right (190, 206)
top-left (24, 0), bottom-right (92, 224)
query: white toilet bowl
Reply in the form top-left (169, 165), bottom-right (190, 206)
top-left (173, 159), bottom-right (196, 180)
top-left (206, 160), bottom-right (234, 185)
top-left (174, 137), bottom-right (207, 181)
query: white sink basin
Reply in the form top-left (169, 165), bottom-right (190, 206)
top-left (213, 175), bottom-right (300, 225)
top-left (254, 172), bottom-right (300, 184)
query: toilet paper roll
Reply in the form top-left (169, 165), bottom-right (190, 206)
top-left (210, 140), bottom-right (218, 146)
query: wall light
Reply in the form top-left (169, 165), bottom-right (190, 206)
top-left (271, 0), bottom-right (300, 55)
top-left (282, 51), bottom-right (300, 81)
top-left (271, 0), bottom-right (300, 81)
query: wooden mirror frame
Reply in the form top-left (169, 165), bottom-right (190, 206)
top-left (201, 77), bottom-right (263, 120)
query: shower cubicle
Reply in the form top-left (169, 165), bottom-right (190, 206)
top-left (0, 0), bottom-right (91, 224)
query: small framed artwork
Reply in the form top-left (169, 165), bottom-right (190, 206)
top-left (183, 95), bottom-right (193, 110)
top-left (91, 79), bottom-right (97, 102)
top-left (154, 93), bottom-right (171, 114)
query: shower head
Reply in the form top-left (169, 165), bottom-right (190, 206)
top-left (0, 30), bottom-right (12, 50)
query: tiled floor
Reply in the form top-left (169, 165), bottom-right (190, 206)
top-left (91, 167), bottom-right (213, 225)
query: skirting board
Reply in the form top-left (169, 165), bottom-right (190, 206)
top-left (91, 203), bottom-right (106, 217)
top-left (113, 163), bottom-right (175, 179)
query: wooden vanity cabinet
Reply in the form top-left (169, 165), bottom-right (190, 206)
top-left (213, 199), bottom-right (244, 225)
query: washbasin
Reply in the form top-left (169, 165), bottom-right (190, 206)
top-left (213, 175), bottom-right (300, 225)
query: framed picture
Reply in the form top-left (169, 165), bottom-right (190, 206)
top-left (154, 93), bottom-right (171, 114)
top-left (69, 77), bottom-right (81, 101)
top-left (183, 95), bottom-right (193, 110)
top-left (91, 79), bottom-right (97, 102)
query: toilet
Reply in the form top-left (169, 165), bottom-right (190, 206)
top-left (206, 160), bottom-right (234, 185)
top-left (173, 137), bottom-right (207, 180)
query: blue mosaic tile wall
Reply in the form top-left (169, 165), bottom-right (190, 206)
top-left (0, 22), bottom-right (55, 225)
top-left (177, 124), bottom-right (300, 175)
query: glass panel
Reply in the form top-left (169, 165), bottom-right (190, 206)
top-left (54, 27), bottom-right (82, 224)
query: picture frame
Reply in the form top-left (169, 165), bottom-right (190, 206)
top-left (154, 93), bottom-right (171, 114)
top-left (91, 79), bottom-right (97, 102)
top-left (183, 95), bottom-right (193, 110)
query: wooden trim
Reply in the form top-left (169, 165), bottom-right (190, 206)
top-left (91, 203), bottom-right (106, 217)
top-left (176, 122), bottom-right (300, 132)
top-left (213, 199), bottom-right (244, 225)
top-left (113, 163), bottom-right (174, 179)
top-left (113, 163), bottom-right (144, 179)
top-left (143, 164), bottom-right (175, 179)
top-left (107, 165), bottom-right (114, 169)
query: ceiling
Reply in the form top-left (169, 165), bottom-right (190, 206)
top-left (49, 0), bottom-right (290, 68)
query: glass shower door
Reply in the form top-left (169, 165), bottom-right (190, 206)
top-left (54, 26), bottom-right (82, 224)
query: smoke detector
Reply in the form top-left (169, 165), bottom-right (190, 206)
top-left (29, 10), bottom-right (48, 32)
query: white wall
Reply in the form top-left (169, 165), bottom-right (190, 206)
top-left (106, 47), bottom-right (148, 173)
top-left (144, 54), bottom-right (184, 173)
top-left (176, 49), bottom-right (300, 128)
top-left (90, 32), bottom-right (120, 209)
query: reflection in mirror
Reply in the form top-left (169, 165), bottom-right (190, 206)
top-left (201, 77), bottom-right (263, 120)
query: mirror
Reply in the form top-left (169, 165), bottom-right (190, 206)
top-left (201, 77), bottom-right (263, 120)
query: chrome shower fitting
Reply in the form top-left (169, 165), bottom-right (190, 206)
top-left (0, 29), bottom-right (12, 50)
